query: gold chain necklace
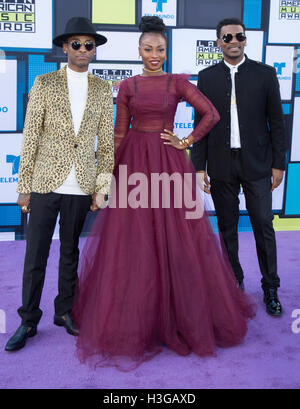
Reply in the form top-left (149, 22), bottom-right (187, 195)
top-left (143, 66), bottom-right (163, 73)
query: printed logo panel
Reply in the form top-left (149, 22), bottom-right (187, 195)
top-left (0, 0), bottom-right (52, 49)
top-left (0, 59), bottom-right (17, 131)
top-left (142, 0), bottom-right (177, 27)
top-left (0, 133), bottom-right (23, 203)
top-left (266, 45), bottom-right (295, 100)
top-left (269, 0), bottom-right (300, 43)
top-left (172, 29), bottom-right (264, 75)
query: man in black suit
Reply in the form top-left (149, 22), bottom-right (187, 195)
top-left (191, 18), bottom-right (286, 316)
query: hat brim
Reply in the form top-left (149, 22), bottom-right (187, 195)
top-left (53, 32), bottom-right (107, 47)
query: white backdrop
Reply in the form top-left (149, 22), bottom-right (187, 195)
top-left (96, 31), bottom-right (141, 61)
top-left (291, 97), bottom-right (300, 162)
top-left (0, 59), bottom-right (17, 132)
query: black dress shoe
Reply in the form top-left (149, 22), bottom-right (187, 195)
top-left (5, 325), bottom-right (37, 351)
top-left (263, 288), bottom-right (282, 316)
top-left (54, 312), bottom-right (79, 336)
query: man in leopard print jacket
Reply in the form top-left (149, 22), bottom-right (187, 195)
top-left (5, 18), bottom-right (114, 352)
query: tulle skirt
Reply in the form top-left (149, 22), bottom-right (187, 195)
top-left (72, 130), bottom-right (256, 371)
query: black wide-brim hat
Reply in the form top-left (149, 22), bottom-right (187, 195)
top-left (53, 17), bottom-right (107, 47)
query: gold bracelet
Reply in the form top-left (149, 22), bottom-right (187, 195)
top-left (182, 137), bottom-right (190, 147)
top-left (179, 138), bottom-right (189, 148)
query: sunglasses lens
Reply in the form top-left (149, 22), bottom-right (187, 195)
top-left (222, 34), bottom-right (233, 43)
top-left (71, 41), bottom-right (81, 50)
top-left (85, 42), bottom-right (94, 51)
top-left (222, 33), bottom-right (246, 43)
top-left (70, 41), bottom-right (95, 51)
top-left (236, 33), bottom-right (246, 42)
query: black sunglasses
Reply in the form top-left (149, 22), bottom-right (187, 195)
top-left (221, 32), bottom-right (246, 43)
top-left (69, 40), bottom-right (95, 51)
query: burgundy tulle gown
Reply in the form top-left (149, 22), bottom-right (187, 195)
top-left (72, 74), bottom-right (256, 370)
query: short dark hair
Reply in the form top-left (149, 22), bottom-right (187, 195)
top-left (216, 18), bottom-right (246, 38)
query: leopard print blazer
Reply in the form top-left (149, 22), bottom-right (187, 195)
top-left (17, 65), bottom-right (114, 195)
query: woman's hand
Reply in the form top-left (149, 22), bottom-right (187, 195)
top-left (96, 193), bottom-right (107, 209)
top-left (161, 129), bottom-right (188, 150)
top-left (90, 193), bottom-right (107, 211)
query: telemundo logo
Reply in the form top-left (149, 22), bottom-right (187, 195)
top-left (0, 155), bottom-right (20, 184)
top-left (174, 102), bottom-right (194, 131)
top-left (7, 154), bottom-right (20, 176)
top-left (274, 61), bottom-right (291, 80)
top-left (148, 0), bottom-right (175, 21)
top-left (274, 62), bottom-right (286, 75)
top-left (153, 0), bottom-right (167, 13)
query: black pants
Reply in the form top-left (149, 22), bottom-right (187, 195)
top-left (18, 192), bottom-right (91, 327)
top-left (210, 150), bottom-right (280, 291)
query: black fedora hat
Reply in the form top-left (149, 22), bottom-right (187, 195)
top-left (53, 17), bottom-right (107, 47)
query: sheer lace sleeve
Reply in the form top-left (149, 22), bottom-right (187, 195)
top-left (175, 74), bottom-right (220, 142)
top-left (114, 79), bottom-right (132, 152)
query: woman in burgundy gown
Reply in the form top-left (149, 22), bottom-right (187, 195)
top-left (72, 17), bottom-right (256, 370)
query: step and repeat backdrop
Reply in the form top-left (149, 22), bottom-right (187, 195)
top-left (0, 0), bottom-right (299, 239)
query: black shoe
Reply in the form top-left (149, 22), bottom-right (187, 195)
top-left (5, 325), bottom-right (37, 351)
top-left (54, 312), bottom-right (79, 336)
top-left (263, 288), bottom-right (282, 316)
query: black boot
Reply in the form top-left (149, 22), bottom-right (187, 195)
top-left (5, 325), bottom-right (37, 351)
top-left (263, 288), bottom-right (282, 317)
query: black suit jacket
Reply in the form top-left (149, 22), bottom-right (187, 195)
top-left (191, 56), bottom-right (286, 181)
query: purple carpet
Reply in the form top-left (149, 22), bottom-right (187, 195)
top-left (0, 231), bottom-right (299, 389)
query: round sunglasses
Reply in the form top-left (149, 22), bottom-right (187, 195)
top-left (221, 32), bottom-right (246, 43)
top-left (68, 40), bottom-right (95, 51)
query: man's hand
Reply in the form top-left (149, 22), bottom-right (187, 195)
top-left (196, 171), bottom-right (211, 194)
top-left (90, 193), bottom-right (99, 212)
top-left (271, 168), bottom-right (284, 192)
top-left (17, 193), bottom-right (31, 213)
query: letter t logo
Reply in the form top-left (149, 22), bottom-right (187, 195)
top-left (152, 0), bottom-right (167, 13)
top-left (274, 62), bottom-right (286, 75)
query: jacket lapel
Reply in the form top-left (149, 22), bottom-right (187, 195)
top-left (57, 66), bottom-right (75, 137)
top-left (77, 72), bottom-right (95, 139)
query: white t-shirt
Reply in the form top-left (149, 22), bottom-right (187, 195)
top-left (53, 65), bottom-right (88, 195)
